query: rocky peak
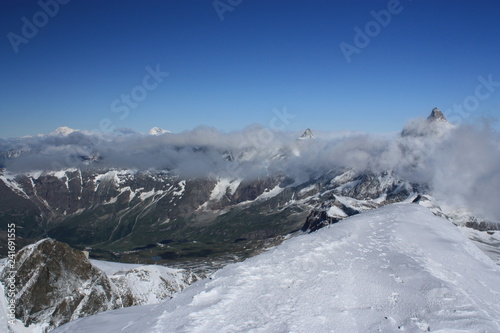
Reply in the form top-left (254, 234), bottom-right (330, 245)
top-left (299, 128), bottom-right (315, 139)
top-left (0, 238), bottom-right (121, 331)
top-left (427, 107), bottom-right (447, 122)
top-left (401, 108), bottom-right (452, 137)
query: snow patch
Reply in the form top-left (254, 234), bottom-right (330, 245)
top-left (209, 178), bottom-right (241, 201)
top-left (173, 180), bottom-right (186, 196)
top-left (326, 206), bottom-right (347, 218)
top-left (256, 185), bottom-right (283, 200)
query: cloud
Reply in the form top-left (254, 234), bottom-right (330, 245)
top-left (1, 119), bottom-right (499, 220)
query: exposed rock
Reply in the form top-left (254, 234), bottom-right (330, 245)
top-left (0, 239), bottom-right (121, 330)
top-left (427, 107), bottom-right (447, 122)
top-left (302, 200), bottom-right (360, 232)
top-left (401, 107), bottom-right (452, 137)
top-left (0, 239), bottom-right (197, 332)
top-left (299, 128), bottom-right (314, 139)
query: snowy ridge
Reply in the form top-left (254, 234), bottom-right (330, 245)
top-left (55, 204), bottom-right (500, 333)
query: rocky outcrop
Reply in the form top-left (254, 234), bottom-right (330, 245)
top-left (402, 107), bottom-right (452, 137)
top-left (0, 239), bottom-right (196, 332)
top-left (302, 199), bottom-right (360, 232)
top-left (427, 107), bottom-right (447, 122)
top-left (299, 128), bottom-right (314, 139)
top-left (0, 239), bottom-right (120, 330)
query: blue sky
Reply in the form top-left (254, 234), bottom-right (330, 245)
top-left (1, 0), bottom-right (499, 138)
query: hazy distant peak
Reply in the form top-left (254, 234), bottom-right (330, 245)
top-left (149, 127), bottom-right (171, 136)
top-left (401, 107), bottom-right (453, 137)
top-left (299, 128), bottom-right (315, 139)
top-left (50, 126), bottom-right (78, 136)
top-left (427, 107), bottom-right (447, 122)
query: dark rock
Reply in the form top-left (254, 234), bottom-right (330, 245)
top-left (0, 239), bottom-right (120, 330)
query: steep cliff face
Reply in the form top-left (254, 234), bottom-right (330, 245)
top-left (0, 239), bottom-right (120, 330)
top-left (0, 239), bottom-right (197, 332)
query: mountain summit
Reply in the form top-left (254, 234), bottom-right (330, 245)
top-left (50, 126), bottom-right (78, 136)
top-left (149, 127), bottom-right (171, 135)
top-left (401, 107), bottom-right (452, 137)
top-left (427, 107), bottom-right (447, 122)
top-left (299, 128), bottom-right (315, 139)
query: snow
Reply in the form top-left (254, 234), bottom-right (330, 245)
top-left (93, 170), bottom-right (119, 187)
top-left (172, 180), bottom-right (186, 196)
top-left (89, 260), bottom-right (143, 275)
top-left (458, 227), bottom-right (500, 265)
top-left (326, 205), bottom-right (347, 218)
top-left (139, 189), bottom-right (158, 201)
top-left (209, 178), bottom-right (241, 201)
top-left (148, 127), bottom-right (171, 136)
top-left (255, 185), bottom-right (283, 200)
top-left (49, 170), bottom-right (72, 190)
top-left (55, 204), bottom-right (500, 333)
top-left (50, 127), bottom-right (77, 136)
top-left (26, 170), bottom-right (43, 180)
top-left (0, 173), bottom-right (30, 199)
top-left (298, 184), bottom-right (316, 196)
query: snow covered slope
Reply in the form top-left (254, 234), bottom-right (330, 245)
top-left (55, 204), bottom-right (500, 333)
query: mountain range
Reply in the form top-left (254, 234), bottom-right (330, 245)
top-left (0, 109), bottom-right (499, 331)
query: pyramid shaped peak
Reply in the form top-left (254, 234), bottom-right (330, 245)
top-left (299, 128), bottom-right (315, 139)
top-left (427, 108), bottom-right (447, 122)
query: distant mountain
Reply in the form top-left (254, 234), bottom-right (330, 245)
top-left (427, 107), bottom-right (447, 122)
top-left (299, 128), bottom-right (314, 139)
top-left (148, 127), bottom-right (171, 135)
top-left (401, 107), bottom-right (454, 137)
top-left (0, 109), bottom-right (495, 268)
top-left (50, 127), bottom-right (78, 136)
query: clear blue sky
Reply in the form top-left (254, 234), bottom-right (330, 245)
top-left (1, 0), bottom-right (499, 138)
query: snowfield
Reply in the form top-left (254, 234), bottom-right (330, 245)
top-left (54, 203), bottom-right (500, 333)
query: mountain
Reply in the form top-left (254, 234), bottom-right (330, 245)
top-left (401, 107), bottom-right (453, 137)
top-left (299, 128), bottom-right (314, 139)
top-left (148, 127), bottom-right (171, 135)
top-left (426, 107), bottom-right (447, 122)
top-left (53, 204), bottom-right (500, 333)
top-left (0, 167), bottom-right (421, 269)
top-left (0, 238), bottom-right (197, 332)
top-left (49, 127), bottom-right (78, 136)
top-left (1, 108), bottom-right (499, 331)
top-left (0, 108), bottom-right (497, 269)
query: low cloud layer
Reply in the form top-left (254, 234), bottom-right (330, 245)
top-left (1, 120), bottom-right (499, 220)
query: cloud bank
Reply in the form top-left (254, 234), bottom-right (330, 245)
top-left (1, 120), bottom-right (499, 220)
